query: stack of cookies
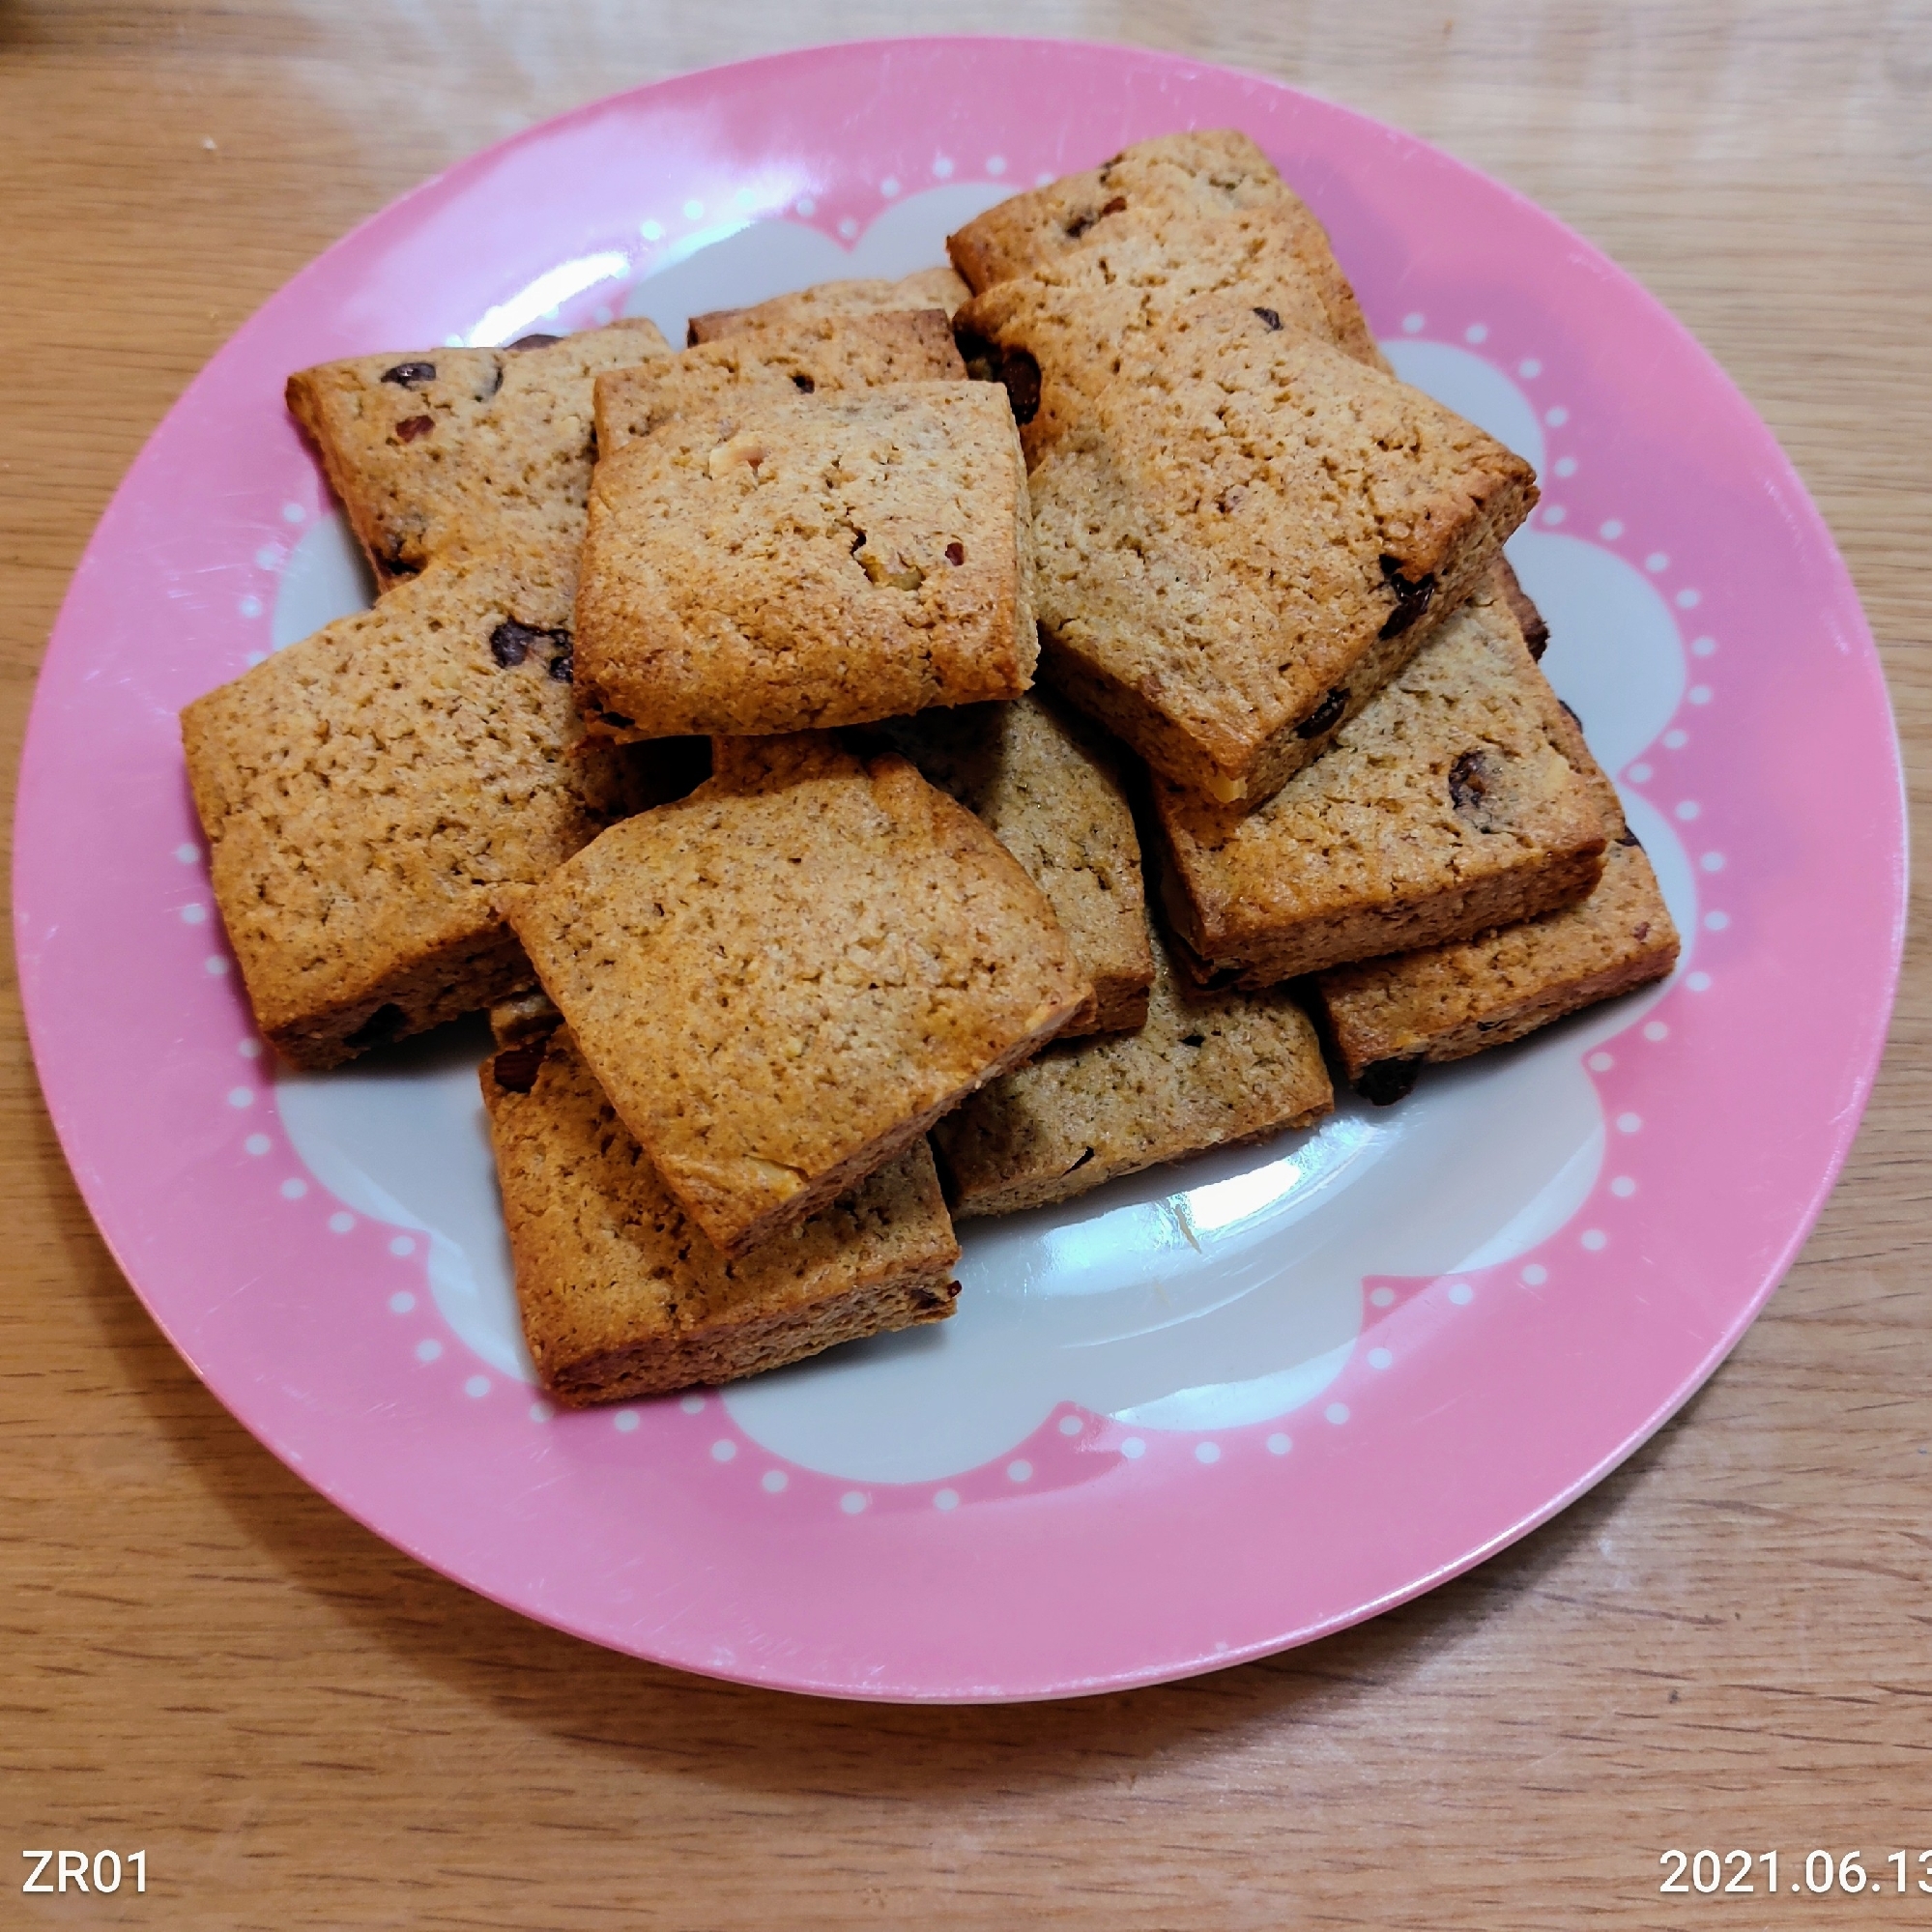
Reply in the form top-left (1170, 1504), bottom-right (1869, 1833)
top-left (180, 130), bottom-right (1678, 1408)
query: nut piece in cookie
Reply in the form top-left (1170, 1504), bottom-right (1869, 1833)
top-left (1152, 590), bottom-right (1607, 988)
top-left (1027, 300), bottom-right (1537, 805)
top-left (286, 319), bottom-right (670, 585)
top-left (867, 692), bottom-right (1153, 1036)
top-left (933, 921), bottom-right (1333, 1219)
top-left (180, 544), bottom-right (675, 1070)
top-left (502, 734), bottom-right (1091, 1256)
top-left (482, 1028), bottom-right (960, 1404)
top-left (1312, 697), bottom-right (1680, 1097)
top-left (575, 383), bottom-right (1036, 741)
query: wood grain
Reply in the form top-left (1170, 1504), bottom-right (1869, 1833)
top-left (3, 3), bottom-right (1929, 1924)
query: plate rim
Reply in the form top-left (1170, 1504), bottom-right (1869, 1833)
top-left (12, 32), bottom-right (1907, 1702)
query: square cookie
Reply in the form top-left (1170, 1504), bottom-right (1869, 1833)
top-left (956, 274), bottom-right (1357, 469)
top-left (868, 692), bottom-right (1153, 1035)
top-left (593, 310), bottom-right (965, 454)
top-left (503, 735), bottom-right (1091, 1256)
top-left (933, 922), bottom-right (1334, 1220)
top-left (685, 267), bottom-right (970, 342)
top-left (181, 544), bottom-right (670, 1069)
top-left (1152, 585), bottom-right (1608, 988)
top-left (945, 128), bottom-right (1383, 369)
top-left (482, 1028), bottom-right (960, 1404)
top-left (1027, 302), bottom-right (1538, 805)
top-left (286, 320), bottom-right (670, 585)
top-left (1312, 708), bottom-right (1681, 1102)
top-left (574, 383), bottom-right (1036, 741)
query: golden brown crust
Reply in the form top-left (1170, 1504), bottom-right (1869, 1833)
top-left (933, 923), bottom-right (1333, 1219)
top-left (1151, 591), bottom-right (1607, 988)
top-left (593, 311), bottom-right (965, 454)
top-left (180, 544), bottom-right (678, 1070)
top-left (574, 384), bottom-right (1037, 742)
top-left (1309, 696), bottom-right (1681, 1082)
top-left (482, 1029), bottom-right (959, 1404)
top-left (502, 735), bottom-right (1091, 1256)
top-left (284, 320), bottom-right (670, 586)
top-left (945, 129), bottom-right (1383, 368)
top-left (956, 274), bottom-right (1339, 469)
top-left (1026, 301), bottom-right (1537, 805)
top-left (866, 692), bottom-right (1154, 1036)
top-left (686, 269), bottom-right (970, 342)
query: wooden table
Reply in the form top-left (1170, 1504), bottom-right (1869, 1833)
top-left (4, 4), bottom-right (1927, 1923)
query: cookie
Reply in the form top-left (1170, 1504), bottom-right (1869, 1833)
top-left (594, 310), bottom-right (965, 454)
top-left (574, 383), bottom-right (1036, 742)
top-left (1027, 300), bottom-right (1537, 805)
top-left (482, 1028), bottom-right (960, 1404)
top-left (180, 544), bottom-right (670, 1069)
top-left (686, 267), bottom-right (970, 342)
top-left (955, 273), bottom-right (1349, 468)
top-left (933, 922), bottom-right (1333, 1219)
top-left (1152, 586), bottom-right (1607, 988)
top-left (867, 692), bottom-right (1154, 1035)
top-left (286, 320), bottom-right (670, 585)
top-left (1313, 706), bottom-right (1680, 1100)
top-left (946, 128), bottom-right (1382, 368)
top-left (502, 734), bottom-right (1090, 1256)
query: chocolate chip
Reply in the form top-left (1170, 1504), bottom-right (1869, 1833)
top-left (911, 1284), bottom-right (956, 1313)
top-left (1632, 922), bottom-right (1651, 941)
top-left (508, 332), bottom-right (562, 350)
top-left (996, 345), bottom-right (1041, 425)
top-left (491, 1040), bottom-right (548, 1093)
top-left (381, 360), bottom-right (436, 388)
top-left (547, 648), bottom-right (573, 682)
top-left (394, 415), bottom-right (434, 443)
top-left (792, 372), bottom-right (816, 392)
top-left (1449, 750), bottom-right (1490, 814)
top-left (489, 619), bottom-right (571, 669)
top-left (1377, 555), bottom-right (1437, 640)
top-left (1253, 305), bottom-right (1283, 331)
top-left (1617, 827), bottom-right (1642, 849)
top-left (381, 541), bottom-right (420, 579)
top-left (1558, 698), bottom-right (1584, 730)
top-left (952, 325), bottom-right (1000, 385)
top-left (1065, 199), bottom-right (1123, 240)
top-left (1356, 1056), bottom-right (1424, 1106)
top-left (599, 710), bottom-right (634, 730)
top-left (945, 541), bottom-right (966, 566)
top-left (346, 1003), bottom-right (406, 1051)
top-left (1296, 685), bottom-right (1350, 739)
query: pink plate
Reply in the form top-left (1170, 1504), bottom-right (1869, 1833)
top-left (14, 38), bottom-right (1903, 1701)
